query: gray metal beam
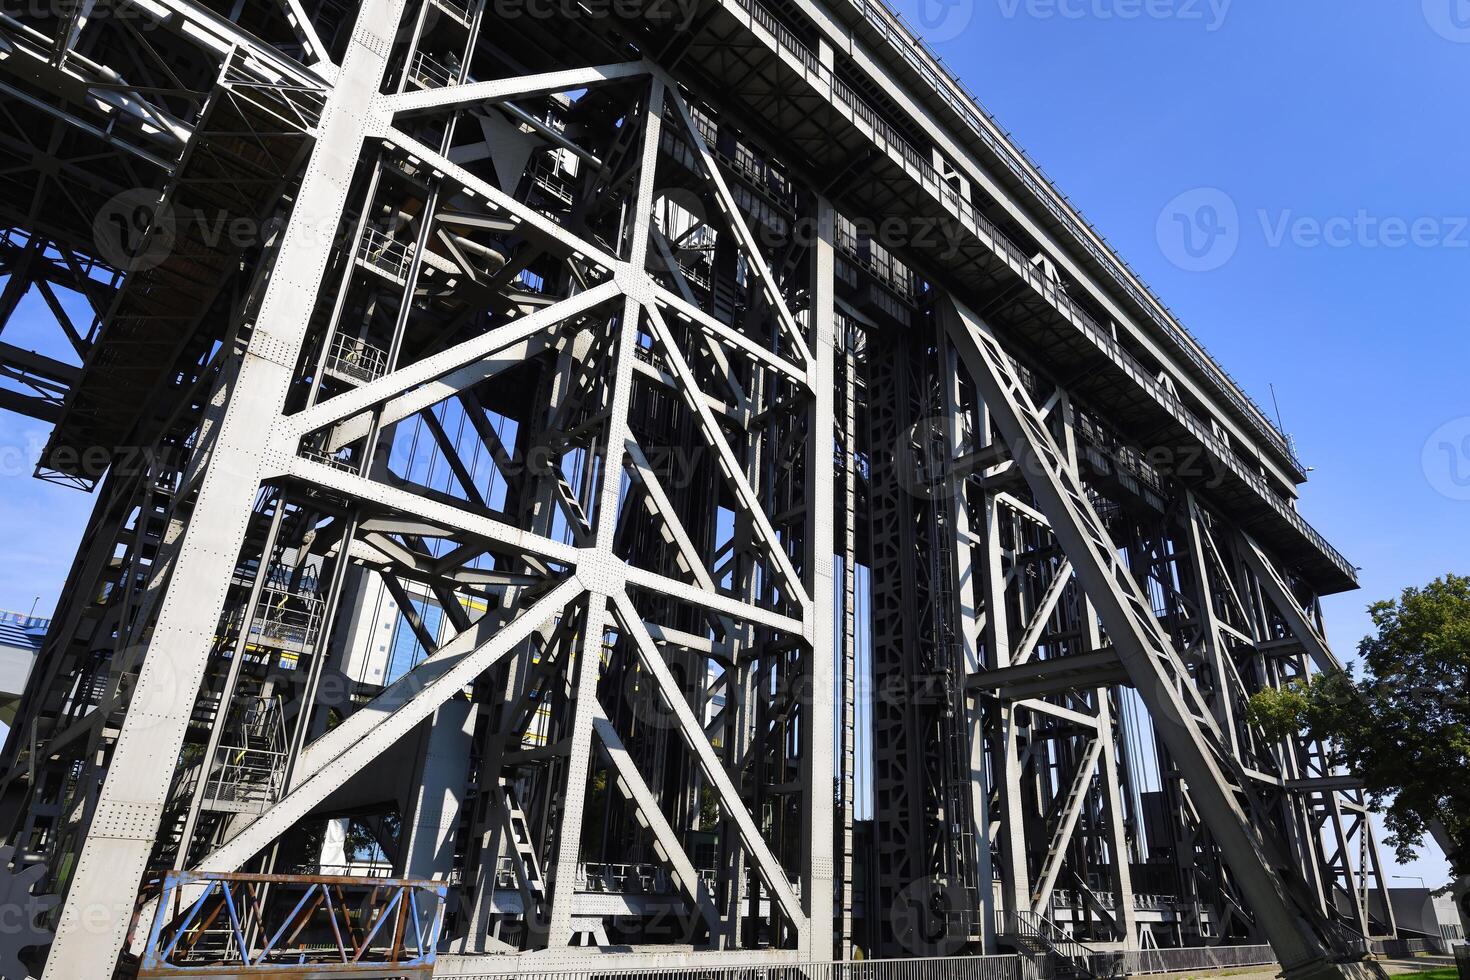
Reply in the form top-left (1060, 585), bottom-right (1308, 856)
top-left (40, 3), bottom-right (407, 975)
top-left (941, 294), bottom-right (1381, 980)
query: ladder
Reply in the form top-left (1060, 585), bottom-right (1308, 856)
top-left (499, 778), bottom-right (551, 931)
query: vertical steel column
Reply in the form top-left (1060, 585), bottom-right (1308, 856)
top-left (172, 490), bottom-right (288, 864)
top-left (802, 195), bottom-right (837, 959)
top-left (983, 492), bottom-right (1031, 924)
top-left (544, 77), bottom-right (664, 949)
top-left (40, 4), bottom-right (405, 974)
top-left (1058, 392), bottom-right (1137, 946)
top-left (940, 333), bottom-right (989, 949)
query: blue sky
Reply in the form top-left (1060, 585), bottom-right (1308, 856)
top-left (0, 0), bottom-right (1463, 888)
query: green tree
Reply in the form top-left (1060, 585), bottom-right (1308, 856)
top-left (1247, 574), bottom-right (1470, 878)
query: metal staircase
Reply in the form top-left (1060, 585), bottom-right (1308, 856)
top-left (1001, 911), bottom-right (1119, 980)
top-left (498, 778), bottom-right (551, 932)
top-left (200, 695), bottom-right (288, 815)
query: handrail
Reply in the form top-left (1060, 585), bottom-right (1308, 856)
top-left (1004, 911), bottom-right (1120, 979)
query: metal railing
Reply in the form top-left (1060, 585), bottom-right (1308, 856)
top-left (530, 153), bottom-right (575, 205)
top-left (249, 584), bottom-right (326, 653)
top-left (301, 444), bottom-right (358, 472)
top-left (575, 862), bottom-right (676, 894)
top-left (493, 854), bottom-right (516, 888)
top-left (409, 50), bottom-right (460, 88)
top-left (1371, 936), bottom-right (1454, 957)
top-left (676, 257), bottom-right (713, 291)
top-left (720, 0), bottom-right (1354, 584)
top-left (1050, 888), bottom-right (1178, 913)
top-left (834, 225), bottom-right (922, 302)
top-left (315, 862), bottom-right (396, 878)
top-left (1004, 910), bottom-right (1118, 978)
top-left (1096, 945), bottom-right (1276, 976)
top-left (201, 743), bottom-right (287, 813)
top-left (431, 0), bottom-right (472, 23)
top-left (202, 696), bottom-right (288, 814)
top-left (466, 955), bottom-right (1022, 980)
top-left (0, 609), bottom-right (49, 629)
top-left (325, 333), bottom-right (389, 384)
top-left (357, 226), bottom-right (414, 282)
top-left (453, 950), bottom-right (1281, 980)
top-left (1320, 918), bottom-right (1370, 960)
top-left (138, 871), bottom-right (445, 977)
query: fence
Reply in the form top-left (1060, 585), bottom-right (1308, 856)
top-left (1099, 946), bottom-right (1276, 976)
top-left (448, 948), bottom-right (1278, 980)
top-left (451, 957), bottom-right (1020, 980)
top-left (1373, 937), bottom-right (1456, 957)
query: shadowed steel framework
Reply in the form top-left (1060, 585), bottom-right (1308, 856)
top-left (0, 0), bottom-right (1398, 977)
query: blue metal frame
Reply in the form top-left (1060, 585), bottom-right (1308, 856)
top-left (138, 871), bottom-right (446, 977)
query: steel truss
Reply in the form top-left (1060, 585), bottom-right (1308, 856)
top-left (0, 0), bottom-right (1394, 977)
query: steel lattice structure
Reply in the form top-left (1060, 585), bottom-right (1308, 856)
top-left (0, 0), bottom-right (1401, 977)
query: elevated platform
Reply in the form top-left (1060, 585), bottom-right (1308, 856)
top-left (38, 57), bottom-right (326, 489)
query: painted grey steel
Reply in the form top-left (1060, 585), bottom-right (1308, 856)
top-left (0, 0), bottom-right (1398, 976)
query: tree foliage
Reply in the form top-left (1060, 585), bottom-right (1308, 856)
top-left (1246, 574), bottom-right (1470, 876)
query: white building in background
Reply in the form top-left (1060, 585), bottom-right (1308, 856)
top-left (1371, 887), bottom-right (1466, 951)
top-left (0, 610), bottom-right (46, 726)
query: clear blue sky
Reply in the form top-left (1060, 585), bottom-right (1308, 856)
top-left (0, 0), bottom-right (1464, 887)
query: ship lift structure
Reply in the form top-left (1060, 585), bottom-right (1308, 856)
top-left (0, 0), bottom-right (1399, 977)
